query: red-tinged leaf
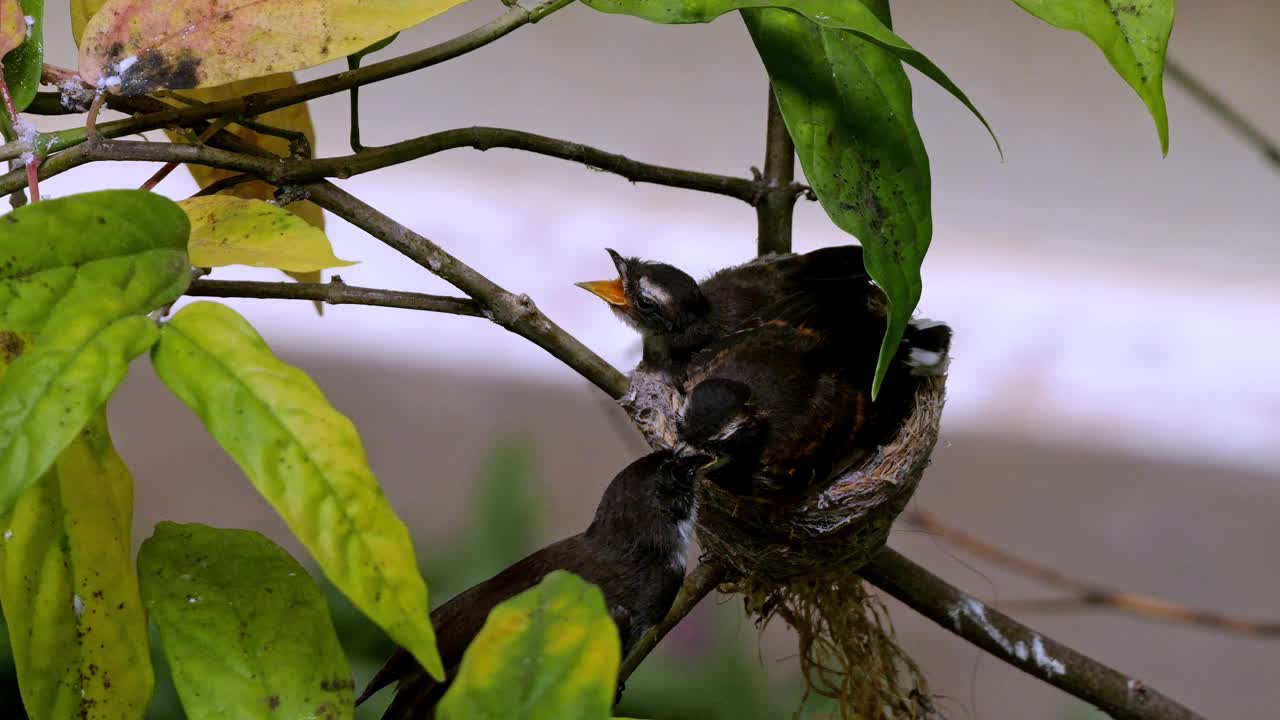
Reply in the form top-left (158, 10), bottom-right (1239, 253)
top-left (0, 0), bottom-right (24, 57)
top-left (78, 0), bottom-right (471, 95)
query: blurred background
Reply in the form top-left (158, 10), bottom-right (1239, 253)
top-left (4, 0), bottom-right (1279, 717)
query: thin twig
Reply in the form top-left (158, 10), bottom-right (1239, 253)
top-left (190, 173), bottom-right (257, 197)
top-left (187, 278), bottom-right (483, 316)
top-left (306, 127), bottom-right (763, 203)
top-left (618, 561), bottom-right (729, 684)
top-left (6, 0), bottom-right (575, 161)
top-left (1166, 59), bottom-right (1280, 170)
top-left (140, 116), bottom-right (232, 191)
top-left (756, 86), bottom-right (798, 254)
top-left (861, 548), bottom-right (1207, 720)
top-left (301, 180), bottom-right (630, 397)
top-left (903, 510), bottom-right (1280, 637)
top-left (0, 130), bottom-right (769, 203)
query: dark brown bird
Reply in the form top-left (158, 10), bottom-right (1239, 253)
top-left (357, 449), bottom-right (706, 718)
top-left (675, 310), bottom-right (951, 498)
top-left (576, 245), bottom-right (868, 382)
top-left (577, 245), bottom-right (950, 498)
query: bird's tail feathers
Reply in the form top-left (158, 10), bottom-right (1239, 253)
top-left (902, 318), bottom-right (952, 376)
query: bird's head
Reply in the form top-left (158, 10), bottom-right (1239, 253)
top-left (576, 249), bottom-right (709, 338)
top-left (675, 378), bottom-right (766, 475)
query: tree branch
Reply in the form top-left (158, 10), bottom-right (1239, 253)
top-left (300, 180), bottom-right (630, 397)
top-left (187, 278), bottom-right (482, 316)
top-left (860, 548), bottom-right (1207, 720)
top-left (618, 561), bottom-right (729, 684)
top-left (903, 510), bottom-right (1280, 637)
top-left (755, 86), bottom-right (800, 255)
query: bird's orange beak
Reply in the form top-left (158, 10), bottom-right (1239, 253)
top-left (575, 278), bottom-right (628, 307)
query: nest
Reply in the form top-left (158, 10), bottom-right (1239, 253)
top-left (626, 370), bottom-right (948, 719)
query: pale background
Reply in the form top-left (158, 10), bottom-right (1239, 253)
top-left (21, 0), bottom-right (1280, 717)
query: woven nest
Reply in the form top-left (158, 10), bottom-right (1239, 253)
top-left (625, 369), bottom-right (948, 719)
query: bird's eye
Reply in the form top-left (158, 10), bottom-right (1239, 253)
top-left (635, 296), bottom-right (656, 312)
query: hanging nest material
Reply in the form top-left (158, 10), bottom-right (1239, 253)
top-left (627, 370), bottom-right (947, 719)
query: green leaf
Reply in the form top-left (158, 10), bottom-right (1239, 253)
top-left (149, 301), bottom-right (444, 681)
top-left (138, 522), bottom-right (354, 720)
top-left (438, 571), bottom-right (621, 720)
top-left (0, 334), bottom-right (153, 720)
top-left (70, 0), bottom-right (105, 45)
top-left (1, 0), bottom-right (42, 111)
top-left (0, 189), bottom-right (191, 334)
top-left (743, 4), bottom-right (930, 396)
top-left (1012, 0), bottom-right (1175, 154)
top-left (580, 0), bottom-right (997, 153)
top-left (0, 286), bottom-right (160, 515)
top-left (178, 196), bottom-right (355, 273)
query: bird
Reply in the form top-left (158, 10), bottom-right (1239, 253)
top-left (356, 448), bottom-right (709, 718)
top-left (575, 245), bottom-right (868, 383)
top-left (675, 311), bottom-right (951, 498)
top-left (577, 245), bottom-right (951, 498)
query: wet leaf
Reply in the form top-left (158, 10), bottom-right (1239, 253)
top-left (0, 189), bottom-right (190, 334)
top-left (0, 286), bottom-right (159, 516)
top-left (179, 196), bottom-right (355, 272)
top-left (1012, 0), bottom-right (1175, 153)
top-left (744, 3), bottom-right (931, 396)
top-left (438, 571), bottom-right (620, 720)
top-left (139, 522), bottom-right (353, 720)
top-left (150, 301), bottom-right (444, 680)
top-left (78, 0), bottom-right (472, 94)
top-left (582, 0), bottom-right (996, 152)
top-left (1, 0), bottom-right (42, 112)
top-left (0, 335), bottom-right (153, 720)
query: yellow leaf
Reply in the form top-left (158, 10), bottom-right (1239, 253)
top-left (0, 0), bottom-right (26, 56)
top-left (78, 0), bottom-right (472, 94)
top-left (179, 196), bottom-right (357, 272)
top-left (163, 73), bottom-right (330, 312)
top-left (0, 335), bottom-right (154, 720)
top-left (161, 73), bottom-right (325, 229)
top-left (69, 0), bottom-right (106, 46)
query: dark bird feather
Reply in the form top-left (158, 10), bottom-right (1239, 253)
top-left (358, 450), bottom-right (701, 719)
